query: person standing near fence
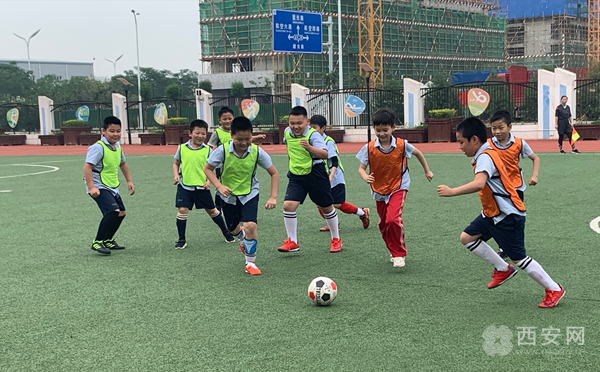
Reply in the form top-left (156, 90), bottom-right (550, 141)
top-left (555, 96), bottom-right (580, 154)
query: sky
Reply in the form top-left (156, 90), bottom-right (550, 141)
top-left (1, 0), bottom-right (202, 79)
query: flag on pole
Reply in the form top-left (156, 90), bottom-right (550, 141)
top-left (570, 128), bottom-right (580, 146)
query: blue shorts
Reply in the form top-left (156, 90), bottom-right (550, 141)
top-left (91, 189), bottom-right (125, 215)
top-left (464, 214), bottom-right (526, 260)
top-left (176, 185), bottom-right (215, 210)
top-left (331, 184), bottom-right (346, 205)
top-left (222, 195), bottom-right (259, 231)
top-left (285, 163), bottom-right (334, 208)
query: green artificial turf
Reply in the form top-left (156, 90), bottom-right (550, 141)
top-left (0, 152), bottom-right (598, 371)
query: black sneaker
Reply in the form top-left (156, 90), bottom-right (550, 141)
top-left (572, 149), bottom-right (580, 154)
top-left (91, 240), bottom-right (111, 255)
top-left (497, 249), bottom-right (508, 260)
top-left (223, 231), bottom-right (235, 243)
top-left (175, 239), bottom-right (187, 249)
top-left (104, 240), bottom-right (125, 250)
top-left (560, 149), bottom-right (566, 154)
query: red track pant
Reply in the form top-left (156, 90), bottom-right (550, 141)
top-left (376, 190), bottom-right (407, 258)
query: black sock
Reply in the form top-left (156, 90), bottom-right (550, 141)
top-left (105, 215), bottom-right (125, 241)
top-left (211, 211), bottom-right (228, 233)
top-left (176, 218), bottom-right (187, 240)
top-left (95, 211), bottom-right (119, 241)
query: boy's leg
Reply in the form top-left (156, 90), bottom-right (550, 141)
top-left (222, 199), bottom-right (243, 237)
top-left (90, 189), bottom-right (121, 255)
top-left (279, 177), bottom-right (306, 251)
top-left (175, 185), bottom-right (194, 249)
top-left (306, 165), bottom-right (340, 251)
top-left (558, 131), bottom-right (565, 152)
top-left (240, 196), bottom-right (260, 275)
top-left (103, 194), bottom-right (126, 249)
top-left (382, 190), bottom-right (407, 259)
top-left (196, 189), bottom-right (232, 242)
top-left (463, 215), bottom-right (516, 288)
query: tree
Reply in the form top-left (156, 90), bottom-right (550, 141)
top-left (323, 71), bottom-right (339, 90)
top-left (0, 63), bottom-right (36, 103)
top-left (172, 69), bottom-right (198, 98)
top-left (165, 83), bottom-right (182, 100)
top-left (198, 80), bottom-right (212, 93)
top-left (230, 81), bottom-right (245, 97)
top-left (346, 72), bottom-right (365, 88)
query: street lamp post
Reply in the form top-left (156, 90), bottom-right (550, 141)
top-left (13, 29), bottom-right (41, 73)
top-left (131, 10), bottom-right (144, 130)
top-left (104, 54), bottom-right (124, 76)
top-left (359, 63), bottom-right (374, 142)
top-left (117, 78), bottom-right (134, 145)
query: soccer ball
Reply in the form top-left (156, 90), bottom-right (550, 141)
top-left (308, 277), bottom-right (337, 306)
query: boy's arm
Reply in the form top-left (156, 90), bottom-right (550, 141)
top-left (438, 172), bottom-right (488, 197)
top-left (411, 148), bottom-right (434, 182)
top-left (204, 163), bottom-right (231, 197)
top-left (83, 163), bottom-right (100, 197)
top-left (173, 159), bottom-right (181, 185)
top-left (358, 163), bottom-right (374, 184)
top-left (300, 139), bottom-right (328, 159)
top-left (265, 164), bottom-right (279, 210)
top-left (528, 153), bottom-right (540, 186)
top-left (251, 134), bottom-right (266, 144)
top-left (119, 162), bottom-right (135, 195)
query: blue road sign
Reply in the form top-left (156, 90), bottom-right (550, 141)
top-left (272, 9), bottom-right (322, 54)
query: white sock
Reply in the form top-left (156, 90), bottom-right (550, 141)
top-left (324, 210), bottom-right (340, 239)
top-left (516, 256), bottom-right (560, 291)
top-left (284, 211), bottom-right (297, 243)
top-left (356, 208), bottom-right (365, 217)
top-left (465, 239), bottom-right (509, 271)
top-left (245, 255), bottom-right (255, 264)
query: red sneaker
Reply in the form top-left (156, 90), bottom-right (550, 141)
top-left (359, 208), bottom-right (370, 229)
top-left (330, 238), bottom-right (342, 253)
top-left (487, 265), bottom-right (517, 289)
top-left (319, 224), bottom-right (340, 232)
top-left (278, 238), bottom-right (299, 252)
top-left (245, 262), bottom-right (262, 275)
top-left (539, 284), bottom-right (565, 308)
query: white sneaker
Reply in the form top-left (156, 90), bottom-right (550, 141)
top-left (390, 254), bottom-right (393, 262)
top-left (392, 256), bottom-right (405, 267)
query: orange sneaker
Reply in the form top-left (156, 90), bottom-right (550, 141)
top-left (278, 238), bottom-right (299, 252)
top-left (239, 241), bottom-right (245, 254)
top-left (245, 262), bottom-right (262, 275)
top-left (330, 237), bottom-right (342, 253)
top-left (487, 265), bottom-right (517, 289)
top-left (359, 208), bottom-right (370, 229)
top-left (319, 224), bottom-right (340, 232)
top-left (539, 284), bottom-right (565, 308)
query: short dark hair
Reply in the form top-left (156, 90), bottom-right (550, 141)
top-left (289, 106), bottom-right (308, 117)
top-left (218, 106), bottom-right (234, 118)
top-left (231, 116), bottom-right (253, 135)
top-left (190, 119), bottom-right (209, 132)
top-left (561, 95), bottom-right (568, 100)
top-left (372, 108), bottom-right (395, 126)
top-left (489, 110), bottom-right (512, 126)
top-left (310, 115), bottom-right (327, 128)
top-left (456, 117), bottom-right (487, 143)
top-left (103, 116), bottom-right (121, 129)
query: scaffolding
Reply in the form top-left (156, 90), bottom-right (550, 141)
top-left (199, 0), bottom-right (507, 92)
top-left (590, 0), bottom-right (600, 62)
top-left (506, 14), bottom-right (588, 70)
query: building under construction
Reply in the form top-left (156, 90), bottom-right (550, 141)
top-left (198, 0), bottom-right (507, 92)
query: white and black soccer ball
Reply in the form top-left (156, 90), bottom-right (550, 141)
top-left (308, 276), bottom-right (337, 306)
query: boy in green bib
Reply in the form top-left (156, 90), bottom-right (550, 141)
top-left (84, 116), bottom-right (135, 255)
top-left (173, 120), bottom-right (233, 249)
top-left (279, 106), bottom-right (342, 253)
top-left (204, 117), bottom-right (279, 275)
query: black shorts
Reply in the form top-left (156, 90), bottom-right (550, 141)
top-left (221, 195), bottom-right (259, 231)
top-left (464, 214), bottom-right (526, 260)
top-left (176, 185), bottom-right (215, 210)
top-left (331, 184), bottom-right (346, 205)
top-left (91, 189), bottom-right (125, 215)
top-left (285, 163), bottom-right (334, 208)
top-left (558, 123), bottom-right (572, 135)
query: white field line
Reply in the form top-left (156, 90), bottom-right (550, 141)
top-left (0, 164), bottom-right (60, 179)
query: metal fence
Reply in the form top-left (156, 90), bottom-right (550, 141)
top-left (575, 79), bottom-right (600, 121)
top-left (209, 94), bottom-right (292, 129)
top-left (421, 82), bottom-right (538, 122)
top-left (0, 103), bottom-right (39, 133)
top-left (127, 98), bottom-right (198, 129)
top-left (51, 101), bottom-right (112, 130)
top-left (307, 88), bottom-right (404, 128)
